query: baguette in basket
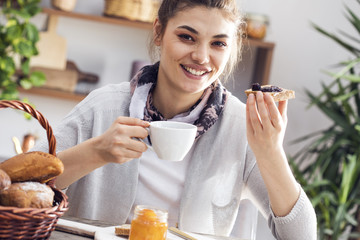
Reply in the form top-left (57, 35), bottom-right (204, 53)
top-left (0, 151), bottom-right (64, 183)
top-left (0, 169), bottom-right (11, 190)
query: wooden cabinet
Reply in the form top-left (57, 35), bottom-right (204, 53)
top-left (244, 39), bottom-right (275, 86)
top-left (20, 8), bottom-right (275, 102)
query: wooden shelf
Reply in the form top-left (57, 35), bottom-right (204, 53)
top-left (243, 38), bottom-right (275, 85)
top-left (19, 87), bottom-right (86, 101)
top-left (42, 8), bottom-right (153, 29)
top-left (31, 8), bottom-right (275, 101)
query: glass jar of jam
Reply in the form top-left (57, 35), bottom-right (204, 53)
top-left (246, 13), bottom-right (269, 40)
top-left (129, 205), bottom-right (168, 240)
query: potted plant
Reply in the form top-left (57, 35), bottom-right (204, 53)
top-left (0, 0), bottom-right (45, 101)
top-left (290, 1), bottom-right (360, 239)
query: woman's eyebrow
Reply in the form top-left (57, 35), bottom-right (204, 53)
top-left (177, 25), bottom-right (229, 39)
top-left (178, 25), bottom-right (198, 34)
top-left (213, 34), bottom-right (229, 39)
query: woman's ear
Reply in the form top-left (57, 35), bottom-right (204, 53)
top-left (153, 18), bottom-right (162, 46)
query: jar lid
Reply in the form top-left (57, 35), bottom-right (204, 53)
top-left (134, 205), bottom-right (168, 221)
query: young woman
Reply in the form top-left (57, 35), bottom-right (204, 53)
top-left (35, 0), bottom-right (316, 238)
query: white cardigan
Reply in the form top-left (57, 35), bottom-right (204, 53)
top-left (36, 82), bottom-right (317, 239)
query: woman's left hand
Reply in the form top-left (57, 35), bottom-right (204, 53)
top-left (246, 91), bottom-right (287, 160)
top-left (246, 91), bottom-right (299, 217)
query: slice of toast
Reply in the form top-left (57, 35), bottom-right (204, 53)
top-left (245, 84), bottom-right (295, 102)
top-left (115, 224), bottom-right (131, 236)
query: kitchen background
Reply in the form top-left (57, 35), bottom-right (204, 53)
top-left (0, 0), bottom-right (357, 239)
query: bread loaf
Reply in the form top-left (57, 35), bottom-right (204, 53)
top-left (0, 182), bottom-right (54, 208)
top-left (0, 169), bottom-right (11, 190)
top-left (245, 84), bottom-right (295, 102)
top-left (0, 151), bottom-right (64, 183)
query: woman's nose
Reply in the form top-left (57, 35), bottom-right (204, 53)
top-left (191, 44), bottom-right (210, 64)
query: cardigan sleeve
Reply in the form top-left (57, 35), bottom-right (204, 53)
top-left (33, 83), bottom-right (132, 154)
top-left (243, 147), bottom-right (317, 240)
top-left (33, 92), bottom-right (97, 154)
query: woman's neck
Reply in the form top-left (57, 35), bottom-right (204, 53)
top-left (152, 85), bottom-right (203, 119)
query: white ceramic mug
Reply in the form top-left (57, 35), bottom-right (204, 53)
top-left (143, 121), bottom-right (197, 162)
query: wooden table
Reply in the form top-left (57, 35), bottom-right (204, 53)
top-left (49, 217), bottom-right (247, 240)
top-left (50, 230), bottom-right (91, 240)
top-left (50, 216), bottom-right (113, 240)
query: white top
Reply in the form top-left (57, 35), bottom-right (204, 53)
top-left (127, 149), bottom-right (192, 227)
top-left (127, 84), bottom-right (211, 227)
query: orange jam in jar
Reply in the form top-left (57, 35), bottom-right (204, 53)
top-left (129, 205), bottom-right (168, 240)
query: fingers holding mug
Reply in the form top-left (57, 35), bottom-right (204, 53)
top-left (96, 117), bottom-right (150, 164)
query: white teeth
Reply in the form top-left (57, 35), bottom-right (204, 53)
top-left (183, 66), bottom-right (207, 76)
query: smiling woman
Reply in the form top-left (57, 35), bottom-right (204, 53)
top-left (152, 5), bottom-right (237, 118)
top-left (32, 0), bottom-right (316, 239)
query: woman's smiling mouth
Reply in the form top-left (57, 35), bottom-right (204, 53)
top-left (181, 64), bottom-right (211, 76)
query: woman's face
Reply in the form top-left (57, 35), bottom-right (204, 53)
top-left (155, 6), bottom-right (237, 96)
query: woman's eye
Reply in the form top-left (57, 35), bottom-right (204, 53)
top-left (178, 34), bottom-right (194, 41)
top-left (212, 41), bottom-right (227, 48)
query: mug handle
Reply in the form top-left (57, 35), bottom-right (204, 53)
top-left (135, 127), bottom-right (154, 152)
top-left (136, 137), bottom-right (154, 152)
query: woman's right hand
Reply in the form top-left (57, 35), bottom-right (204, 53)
top-left (93, 117), bottom-right (150, 165)
top-left (56, 117), bottom-right (150, 189)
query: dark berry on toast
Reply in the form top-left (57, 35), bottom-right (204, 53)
top-left (251, 83), bottom-right (261, 91)
top-left (251, 83), bottom-right (282, 92)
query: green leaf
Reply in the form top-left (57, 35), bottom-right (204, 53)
top-left (349, 232), bottom-right (360, 238)
top-left (333, 204), bottom-right (347, 236)
top-left (340, 155), bottom-right (360, 203)
top-left (304, 179), bottom-right (331, 191)
top-left (5, 23), bottom-right (22, 42)
top-left (29, 71), bottom-right (46, 86)
top-left (333, 89), bottom-right (358, 102)
top-left (0, 85), bottom-right (19, 100)
top-left (306, 89), bottom-right (349, 130)
top-left (5, 18), bottom-right (18, 28)
top-left (345, 211), bottom-right (358, 226)
top-left (0, 56), bottom-right (16, 75)
top-left (345, 6), bottom-right (360, 35)
top-left (14, 39), bottom-right (35, 57)
top-left (312, 23), bottom-right (360, 55)
top-left (24, 23), bottom-right (39, 43)
top-left (15, 9), bottom-right (32, 20)
top-left (323, 58), bottom-right (360, 81)
top-left (350, 81), bottom-right (360, 118)
top-left (25, 3), bottom-right (42, 18)
top-left (19, 78), bottom-right (32, 89)
top-left (18, 0), bottom-right (25, 7)
top-left (311, 191), bottom-right (337, 207)
top-left (355, 124), bottom-right (360, 132)
top-left (21, 57), bottom-right (30, 74)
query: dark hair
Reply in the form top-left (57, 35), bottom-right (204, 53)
top-left (149, 0), bottom-right (244, 81)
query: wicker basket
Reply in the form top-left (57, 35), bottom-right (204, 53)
top-left (104, 0), bottom-right (160, 23)
top-left (0, 100), bottom-right (69, 240)
top-left (51, 0), bottom-right (77, 12)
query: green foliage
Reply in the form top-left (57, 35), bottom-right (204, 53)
top-left (0, 0), bottom-right (45, 100)
top-left (290, 1), bottom-right (360, 239)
